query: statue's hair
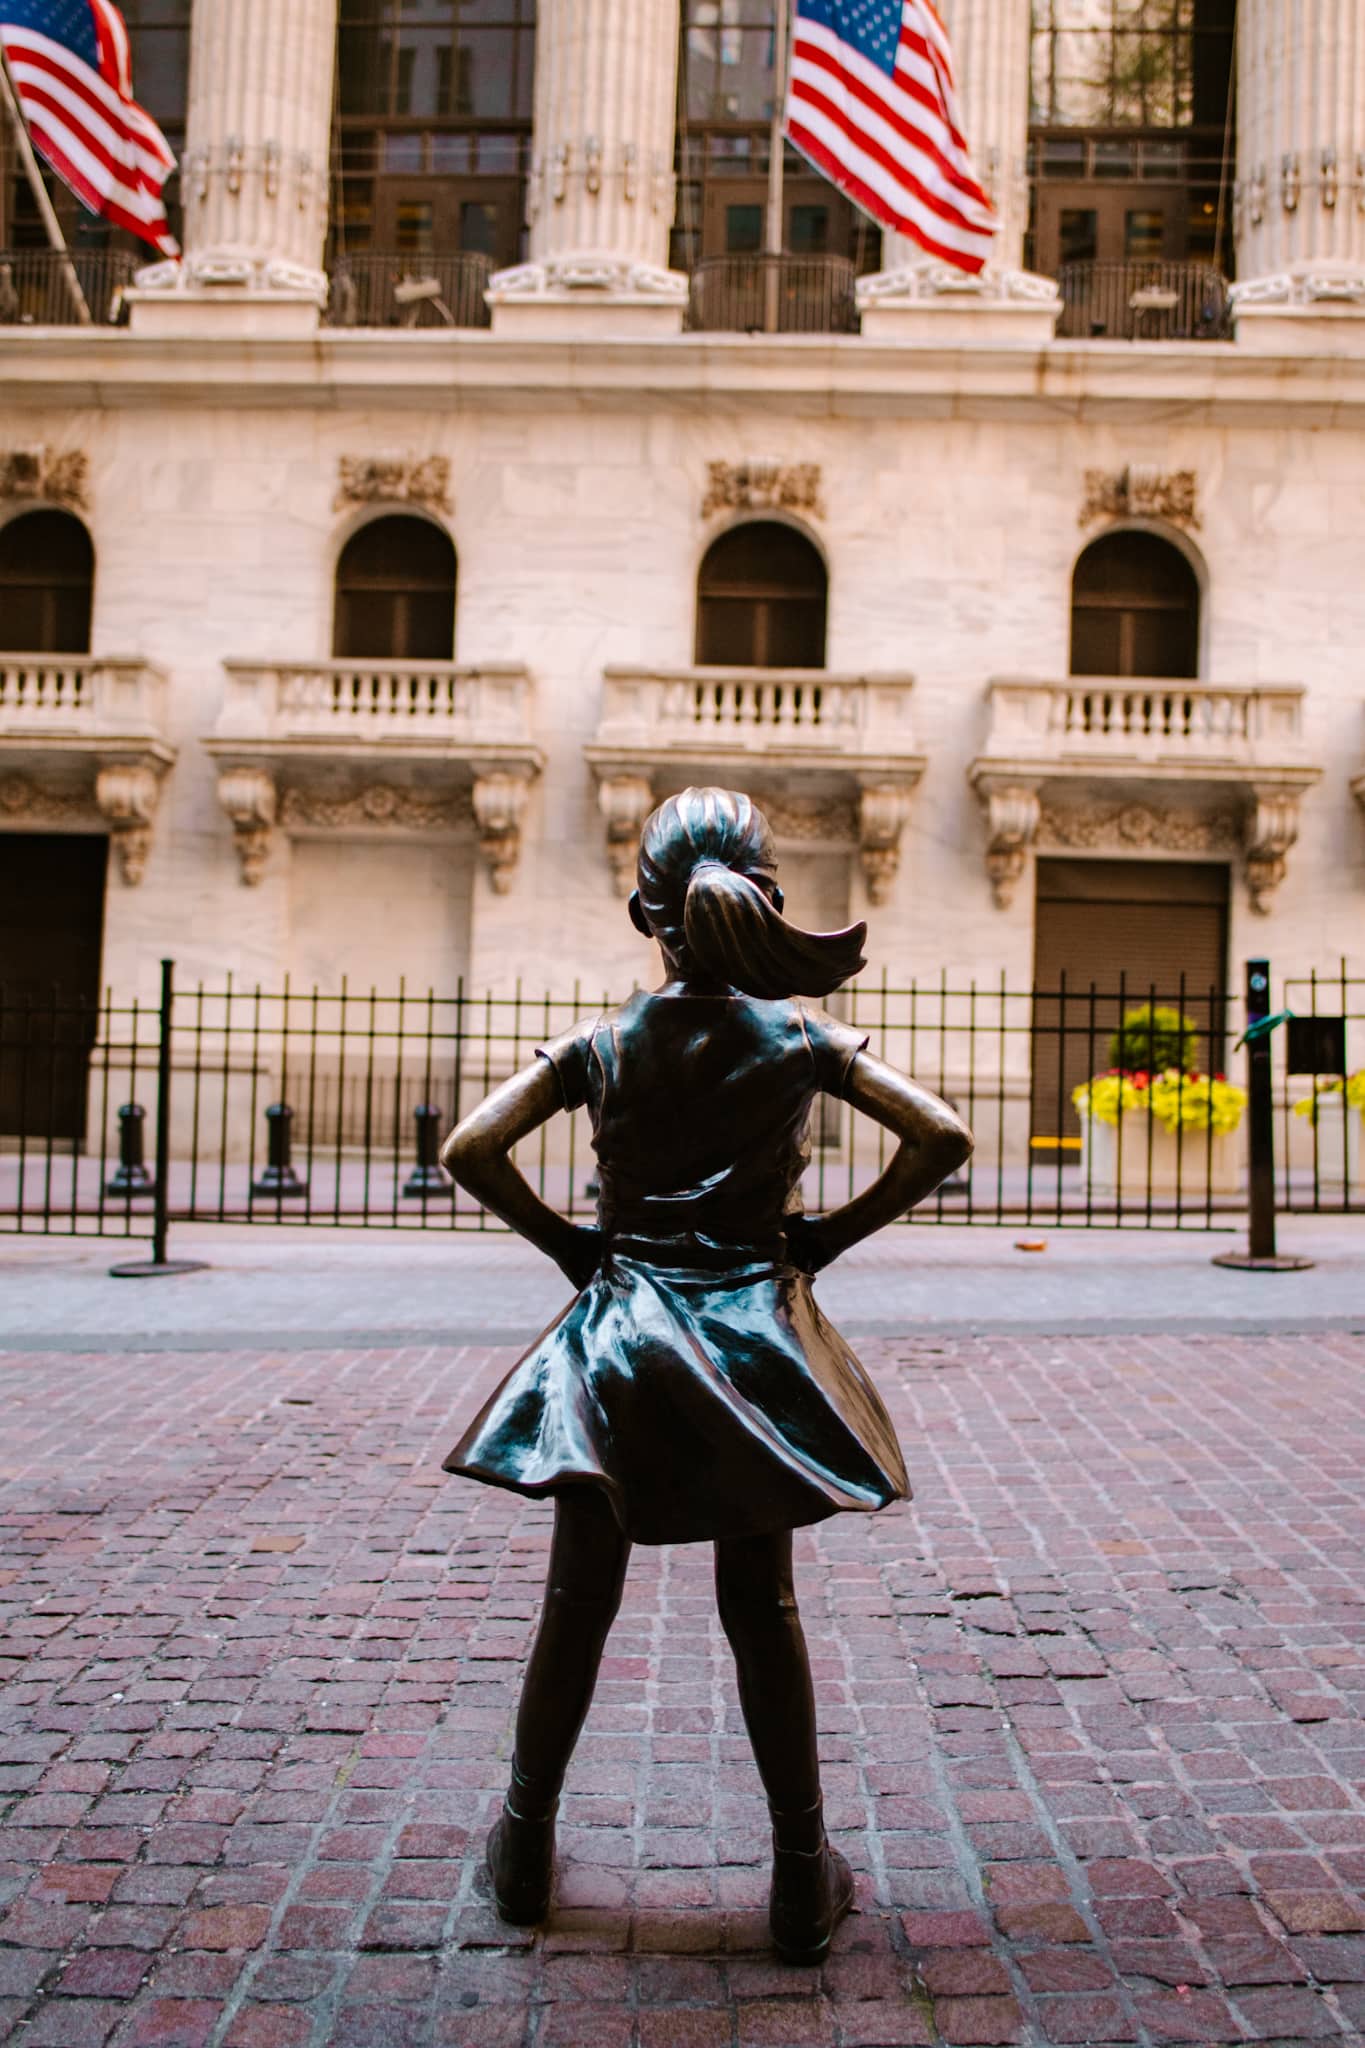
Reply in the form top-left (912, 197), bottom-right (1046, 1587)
top-left (634, 787), bottom-right (866, 1000)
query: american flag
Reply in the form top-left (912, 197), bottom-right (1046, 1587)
top-left (0, 0), bottom-right (178, 256)
top-left (785, 0), bottom-right (996, 274)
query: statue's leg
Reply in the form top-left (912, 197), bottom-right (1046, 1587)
top-left (486, 1486), bottom-right (631, 1922)
top-left (714, 1530), bottom-right (855, 1963)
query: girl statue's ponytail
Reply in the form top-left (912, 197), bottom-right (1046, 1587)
top-left (635, 788), bottom-right (866, 1001)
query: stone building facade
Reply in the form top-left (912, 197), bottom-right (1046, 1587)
top-left (1, 0), bottom-right (1363, 1105)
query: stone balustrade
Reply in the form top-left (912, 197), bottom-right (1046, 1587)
top-left (0, 656), bottom-right (174, 885)
top-left (208, 659), bottom-right (543, 891)
top-left (586, 665), bottom-right (924, 903)
top-left (979, 677), bottom-right (1309, 773)
top-left (969, 676), bottom-right (1321, 915)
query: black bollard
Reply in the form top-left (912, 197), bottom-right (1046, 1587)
top-left (1213, 959), bottom-right (1312, 1272)
top-left (107, 1102), bottom-right (155, 1196)
top-left (252, 1101), bottom-right (307, 1198)
top-left (404, 1104), bottom-right (452, 1198)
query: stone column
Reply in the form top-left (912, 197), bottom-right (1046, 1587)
top-left (488, 0), bottom-right (687, 335)
top-left (857, 0), bottom-right (1059, 343)
top-left (1233, 0), bottom-right (1365, 349)
top-left (131, 0), bottom-right (338, 335)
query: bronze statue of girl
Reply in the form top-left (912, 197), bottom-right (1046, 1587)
top-left (441, 786), bottom-right (971, 1963)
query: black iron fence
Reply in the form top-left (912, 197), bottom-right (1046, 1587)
top-left (0, 247), bottom-right (139, 326)
top-left (2, 963), bottom-right (1360, 1243)
top-left (323, 252), bottom-right (494, 329)
top-left (1055, 260), bottom-right (1232, 342)
top-left (686, 254), bottom-right (860, 336)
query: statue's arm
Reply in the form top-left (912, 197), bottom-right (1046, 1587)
top-left (792, 1053), bottom-right (973, 1270)
top-left (440, 1057), bottom-right (602, 1288)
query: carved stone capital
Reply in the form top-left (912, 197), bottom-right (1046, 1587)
top-left (974, 778), bottom-right (1042, 910)
top-left (472, 770), bottom-right (534, 893)
top-left (217, 766), bottom-right (277, 886)
top-left (858, 261), bottom-right (1060, 307)
top-left (94, 763), bottom-right (163, 886)
top-left (1243, 785), bottom-right (1303, 915)
top-left (857, 784), bottom-right (914, 907)
top-left (597, 773), bottom-right (655, 897)
top-left (702, 460), bottom-right (825, 522)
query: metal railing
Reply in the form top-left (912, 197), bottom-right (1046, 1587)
top-left (4, 964), bottom-right (1360, 1243)
top-left (0, 247), bottom-right (139, 326)
top-left (324, 252), bottom-right (495, 329)
top-left (1056, 260), bottom-right (1232, 341)
top-left (687, 254), bottom-right (860, 336)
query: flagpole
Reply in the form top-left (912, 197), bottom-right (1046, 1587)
top-left (0, 43), bottom-right (93, 325)
top-left (764, 0), bottom-right (791, 331)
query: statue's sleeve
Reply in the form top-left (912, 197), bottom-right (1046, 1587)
top-left (799, 1004), bottom-right (872, 1099)
top-left (535, 1020), bottom-right (597, 1113)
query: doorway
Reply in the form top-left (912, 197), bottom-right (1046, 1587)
top-left (0, 834), bottom-right (109, 1140)
top-left (1031, 858), bottom-right (1229, 1151)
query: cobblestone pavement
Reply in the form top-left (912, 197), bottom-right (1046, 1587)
top-left (2, 1328), bottom-right (1364, 2048)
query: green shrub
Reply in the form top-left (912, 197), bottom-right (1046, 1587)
top-left (1107, 1002), bottom-right (1200, 1075)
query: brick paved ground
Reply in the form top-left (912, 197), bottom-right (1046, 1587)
top-left (2, 1329), bottom-right (1364, 2047)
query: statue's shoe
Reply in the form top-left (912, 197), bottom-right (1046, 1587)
top-left (769, 1840), bottom-right (855, 1965)
top-left (485, 1802), bottom-right (556, 1925)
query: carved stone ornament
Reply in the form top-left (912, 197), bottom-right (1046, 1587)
top-left (857, 262), bottom-right (1058, 307)
top-left (857, 785), bottom-right (913, 907)
top-left (489, 257), bottom-right (687, 300)
top-left (1229, 263), bottom-right (1365, 308)
top-left (1080, 466), bottom-right (1200, 531)
top-left (278, 783), bottom-right (473, 836)
top-left (1243, 787), bottom-right (1302, 915)
top-left (761, 793), bottom-right (859, 845)
top-left (94, 764), bottom-right (162, 886)
top-left (976, 781), bottom-right (1042, 910)
top-left (1038, 800), bottom-right (1240, 857)
top-left (703, 460), bottom-right (825, 523)
top-left (471, 771), bottom-right (534, 894)
top-left (597, 774), bottom-right (655, 898)
top-left (0, 446), bottom-right (89, 512)
top-left (0, 773), bottom-right (90, 825)
top-left (217, 767), bottom-right (277, 886)
top-left (336, 456), bottom-right (452, 517)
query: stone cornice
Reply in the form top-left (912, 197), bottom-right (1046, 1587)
top-left (7, 330), bottom-right (1365, 424)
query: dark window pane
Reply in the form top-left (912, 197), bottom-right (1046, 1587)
top-left (789, 204), bottom-right (829, 253)
top-left (334, 515), bottom-right (457, 659)
top-left (1060, 208), bottom-right (1098, 262)
top-left (1071, 531), bottom-right (1200, 679)
top-left (1126, 207), bottom-right (1165, 256)
top-left (697, 521), bottom-right (827, 669)
top-left (0, 510), bottom-right (94, 654)
top-left (725, 203), bottom-right (763, 253)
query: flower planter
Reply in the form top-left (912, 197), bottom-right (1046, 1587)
top-left (1079, 1113), bottom-right (1243, 1202)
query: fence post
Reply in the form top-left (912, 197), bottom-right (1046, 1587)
top-left (1213, 958), bottom-right (1313, 1274)
top-left (109, 960), bottom-right (208, 1278)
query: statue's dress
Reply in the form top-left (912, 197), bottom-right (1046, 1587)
top-left (443, 990), bottom-right (910, 1544)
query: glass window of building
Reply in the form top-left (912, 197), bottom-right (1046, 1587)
top-left (0, 510), bottom-right (95, 655)
top-left (334, 0), bottom-right (537, 274)
top-left (1070, 530), bottom-right (1200, 681)
top-left (696, 522), bottom-right (827, 670)
top-left (0, 0), bottom-right (190, 254)
top-left (1028, 1), bottom-right (1234, 283)
top-left (673, 0), bottom-right (881, 276)
top-left (334, 516), bottom-right (457, 662)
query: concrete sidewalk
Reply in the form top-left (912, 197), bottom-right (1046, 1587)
top-left (0, 1217), bottom-right (1362, 1351)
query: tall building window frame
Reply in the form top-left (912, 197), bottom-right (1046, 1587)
top-left (1069, 527), bottom-right (1202, 682)
top-left (0, 507), bottom-right (95, 655)
top-left (333, 512), bottom-right (458, 663)
top-left (696, 519), bottom-right (828, 671)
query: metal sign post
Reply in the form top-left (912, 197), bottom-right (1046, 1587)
top-left (1213, 958), bottom-right (1314, 1273)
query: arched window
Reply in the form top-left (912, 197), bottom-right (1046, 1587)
top-left (333, 515), bottom-right (457, 660)
top-left (696, 522), bottom-right (827, 669)
top-left (1070, 530), bottom-right (1200, 679)
top-left (0, 509), bottom-right (94, 653)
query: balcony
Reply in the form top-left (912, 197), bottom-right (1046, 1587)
top-left (969, 677), bottom-right (1321, 913)
top-left (323, 252), bottom-right (494, 329)
top-left (585, 664), bottom-right (923, 900)
top-left (1056, 260), bottom-right (1231, 342)
top-left (206, 658), bottom-right (543, 890)
top-left (0, 655), bottom-right (175, 882)
top-left (686, 254), bottom-right (860, 336)
top-left (0, 248), bottom-right (138, 327)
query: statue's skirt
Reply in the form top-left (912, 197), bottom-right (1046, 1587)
top-left (443, 1242), bottom-right (910, 1546)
